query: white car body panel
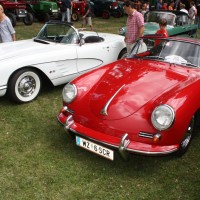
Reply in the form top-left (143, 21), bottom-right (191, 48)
top-left (0, 30), bottom-right (126, 98)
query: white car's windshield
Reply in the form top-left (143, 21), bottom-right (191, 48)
top-left (130, 38), bottom-right (200, 68)
top-left (35, 23), bottom-right (79, 44)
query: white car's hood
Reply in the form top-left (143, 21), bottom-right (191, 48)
top-left (0, 39), bottom-right (71, 63)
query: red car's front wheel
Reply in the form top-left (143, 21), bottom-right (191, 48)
top-left (176, 115), bottom-right (198, 156)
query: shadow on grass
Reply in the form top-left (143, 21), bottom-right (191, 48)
top-left (0, 82), bottom-right (65, 106)
top-left (46, 111), bottom-right (200, 181)
top-left (47, 124), bottom-right (182, 177)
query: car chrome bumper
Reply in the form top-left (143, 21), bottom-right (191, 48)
top-left (0, 85), bottom-right (7, 97)
top-left (58, 112), bottom-right (179, 159)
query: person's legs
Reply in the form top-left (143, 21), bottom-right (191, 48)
top-left (82, 18), bottom-right (86, 28)
top-left (87, 17), bottom-right (93, 30)
top-left (67, 8), bottom-right (71, 23)
top-left (61, 12), bottom-right (65, 21)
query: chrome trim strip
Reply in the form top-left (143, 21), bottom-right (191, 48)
top-left (68, 128), bottom-right (178, 156)
top-left (0, 85), bottom-right (7, 96)
top-left (100, 84), bottom-right (125, 116)
top-left (63, 106), bottom-right (74, 114)
top-left (0, 85), bottom-right (7, 90)
top-left (126, 147), bottom-right (178, 155)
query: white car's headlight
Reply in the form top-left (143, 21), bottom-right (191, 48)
top-left (119, 28), bottom-right (125, 35)
top-left (62, 83), bottom-right (77, 104)
top-left (151, 105), bottom-right (175, 131)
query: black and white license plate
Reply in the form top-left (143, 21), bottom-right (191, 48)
top-left (76, 136), bottom-right (114, 161)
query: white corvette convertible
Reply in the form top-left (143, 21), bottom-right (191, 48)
top-left (0, 21), bottom-right (126, 103)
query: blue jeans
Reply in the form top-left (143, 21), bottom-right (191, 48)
top-left (61, 8), bottom-right (71, 23)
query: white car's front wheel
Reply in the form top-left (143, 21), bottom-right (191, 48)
top-left (8, 69), bottom-right (41, 103)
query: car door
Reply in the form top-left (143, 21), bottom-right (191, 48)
top-left (55, 44), bottom-right (78, 76)
top-left (39, 44), bottom-right (78, 86)
top-left (76, 41), bottom-right (114, 74)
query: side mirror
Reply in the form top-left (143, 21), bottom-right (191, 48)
top-left (80, 38), bottom-right (85, 46)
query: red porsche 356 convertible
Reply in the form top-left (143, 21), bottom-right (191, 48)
top-left (58, 35), bottom-right (200, 160)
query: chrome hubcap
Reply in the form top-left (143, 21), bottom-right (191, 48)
top-left (18, 76), bottom-right (36, 97)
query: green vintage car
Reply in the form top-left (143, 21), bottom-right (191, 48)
top-left (119, 10), bottom-right (198, 38)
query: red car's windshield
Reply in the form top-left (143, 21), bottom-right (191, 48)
top-left (130, 38), bottom-right (200, 68)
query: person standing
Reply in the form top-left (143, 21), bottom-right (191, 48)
top-left (81, 0), bottom-right (93, 30)
top-left (154, 18), bottom-right (168, 46)
top-left (156, 18), bottom-right (168, 37)
top-left (180, 3), bottom-right (188, 15)
top-left (162, 3), bottom-right (168, 10)
top-left (61, 0), bottom-right (71, 23)
top-left (156, 0), bottom-right (163, 10)
top-left (140, 3), bottom-right (148, 16)
top-left (174, 0), bottom-right (180, 10)
top-left (123, 0), bottom-right (144, 54)
top-left (188, 1), bottom-right (197, 24)
top-left (168, 1), bottom-right (175, 10)
top-left (0, 5), bottom-right (16, 43)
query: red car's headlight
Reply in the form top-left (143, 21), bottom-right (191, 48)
top-left (151, 104), bottom-right (175, 131)
top-left (62, 83), bottom-right (77, 104)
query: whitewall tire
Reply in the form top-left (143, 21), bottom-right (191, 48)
top-left (8, 69), bottom-right (41, 103)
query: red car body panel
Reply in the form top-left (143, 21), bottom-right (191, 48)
top-left (58, 37), bottom-right (200, 156)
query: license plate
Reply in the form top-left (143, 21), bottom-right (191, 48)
top-left (76, 136), bottom-right (114, 161)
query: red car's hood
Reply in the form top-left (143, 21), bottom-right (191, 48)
top-left (89, 59), bottom-right (188, 120)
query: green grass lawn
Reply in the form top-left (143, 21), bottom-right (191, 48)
top-left (0, 17), bottom-right (200, 200)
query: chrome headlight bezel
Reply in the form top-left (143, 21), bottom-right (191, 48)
top-left (151, 104), bottom-right (175, 131)
top-left (119, 27), bottom-right (125, 35)
top-left (62, 83), bottom-right (77, 104)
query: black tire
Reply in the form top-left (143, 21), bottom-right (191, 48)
top-left (68, 130), bottom-right (75, 139)
top-left (112, 10), bottom-right (121, 18)
top-left (7, 13), bottom-right (17, 27)
top-left (43, 13), bottom-right (50, 22)
top-left (8, 69), bottom-right (41, 103)
top-left (94, 10), bottom-right (102, 17)
top-left (37, 14), bottom-right (44, 22)
top-left (118, 49), bottom-right (127, 59)
top-left (71, 12), bottom-right (79, 22)
top-left (23, 12), bottom-right (34, 25)
top-left (102, 10), bottom-right (110, 19)
top-left (175, 116), bottom-right (196, 156)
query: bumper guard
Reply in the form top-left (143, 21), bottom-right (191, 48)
top-left (119, 133), bottom-right (130, 160)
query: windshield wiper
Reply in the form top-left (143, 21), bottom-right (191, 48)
top-left (182, 62), bottom-right (199, 68)
top-left (145, 56), bottom-right (164, 60)
top-left (33, 38), bottom-right (50, 44)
